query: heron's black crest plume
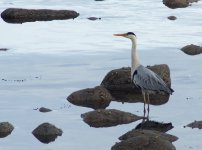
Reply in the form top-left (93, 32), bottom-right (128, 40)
top-left (127, 32), bottom-right (136, 36)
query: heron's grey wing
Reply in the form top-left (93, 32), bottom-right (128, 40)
top-left (133, 65), bottom-right (172, 94)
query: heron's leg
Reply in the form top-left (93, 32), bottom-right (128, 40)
top-left (147, 93), bottom-right (150, 120)
top-left (142, 91), bottom-right (146, 118)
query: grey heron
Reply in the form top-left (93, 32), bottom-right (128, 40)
top-left (114, 32), bottom-right (174, 119)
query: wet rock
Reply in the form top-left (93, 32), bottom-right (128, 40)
top-left (101, 64), bottom-right (172, 105)
top-left (167, 16), bottom-right (177, 20)
top-left (119, 129), bottom-right (178, 142)
top-left (181, 44), bottom-right (202, 55)
top-left (135, 120), bottom-right (173, 133)
top-left (163, 0), bottom-right (200, 8)
top-left (87, 17), bottom-right (101, 20)
top-left (39, 107), bottom-right (52, 113)
top-left (163, 0), bottom-right (188, 8)
top-left (32, 122), bottom-right (62, 144)
top-left (0, 48), bottom-right (8, 51)
top-left (81, 109), bottom-right (144, 128)
top-left (0, 122), bottom-right (14, 138)
top-left (111, 135), bottom-right (176, 150)
top-left (1, 8), bottom-right (79, 24)
top-left (184, 120), bottom-right (202, 129)
top-left (67, 86), bottom-right (113, 110)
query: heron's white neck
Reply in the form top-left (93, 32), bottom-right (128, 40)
top-left (130, 36), bottom-right (140, 78)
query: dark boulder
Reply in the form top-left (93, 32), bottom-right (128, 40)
top-left (67, 86), bottom-right (113, 110)
top-left (111, 135), bottom-right (176, 150)
top-left (1, 8), bottom-right (79, 24)
top-left (32, 122), bottom-right (62, 144)
top-left (181, 44), bottom-right (202, 55)
top-left (119, 129), bottom-right (178, 142)
top-left (81, 109), bottom-right (144, 128)
top-left (101, 64), bottom-right (172, 105)
top-left (0, 122), bottom-right (14, 138)
top-left (135, 120), bottom-right (173, 133)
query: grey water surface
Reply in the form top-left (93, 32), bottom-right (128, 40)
top-left (0, 0), bottom-right (202, 149)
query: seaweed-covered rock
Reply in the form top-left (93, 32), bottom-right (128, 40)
top-left (184, 120), bottom-right (202, 129)
top-left (135, 120), bottom-right (173, 133)
top-left (111, 135), bottom-right (176, 150)
top-left (119, 129), bottom-right (178, 142)
top-left (1, 8), bottom-right (79, 24)
top-left (67, 86), bottom-right (112, 110)
top-left (0, 122), bottom-right (14, 138)
top-left (81, 109), bottom-right (144, 128)
top-left (101, 65), bottom-right (172, 105)
top-left (32, 122), bottom-right (63, 144)
top-left (181, 44), bottom-right (202, 55)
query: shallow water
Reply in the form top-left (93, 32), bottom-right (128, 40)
top-left (0, 0), bottom-right (202, 149)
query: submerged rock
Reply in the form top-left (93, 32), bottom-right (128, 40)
top-left (0, 122), bottom-right (14, 138)
top-left (135, 120), bottom-right (173, 133)
top-left (167, 16), bottom-right (177, 20)
top-left (101, 65), bottom-right (172, 105)
top-left (87, 17), bottom-right (101, 20)
top-left (181, 44), bottom-right (202, 55)
top-left (119, 129), bottom-right (178, 142)
top-left (67, 86), bottom-right (113, 110)
top-left (1, 8), bottom-right (79, 24)
top-left (184, 120), bottom-right (202, 129)
top-left (32, 122), bottom-right (63, 144)
top-left (111, 135), bottom-right (176, 150)
top-left (0, 48), bottom-right (8, 51)
top-left (81, 109), bottom-right (144, 128)
top-left (39, 107), bottom-right (52, 113)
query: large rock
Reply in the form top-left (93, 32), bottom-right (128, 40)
top-left (163, 0), bottom-right (188, 8)
top-left (32, 122), bottom-right (63, 144)
top-left (1, 8), bottom-right (79, 23)
top-left (119, 129), bottom-right (178, 142)
top-left (111, 135), bottom-right (176, 150)
top-left (181, 44), bottom-right (202, 55)
top-left (81, 109), bottom-right (144, 128)
top-left (0, 122), bottom-right (14, 138)
top-left (101, 65), bottom-right (172, 105)
top-left (67, 86), bottom-right (113, 110)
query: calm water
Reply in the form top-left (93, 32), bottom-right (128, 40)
top-left (0, 0), bottom-right (202, 149)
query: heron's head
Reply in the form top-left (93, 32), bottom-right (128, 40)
top-left (114, 32), bottom-right (136, 40)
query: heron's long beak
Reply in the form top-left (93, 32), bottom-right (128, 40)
top-left (113, 33), bottom-right (127, 37)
